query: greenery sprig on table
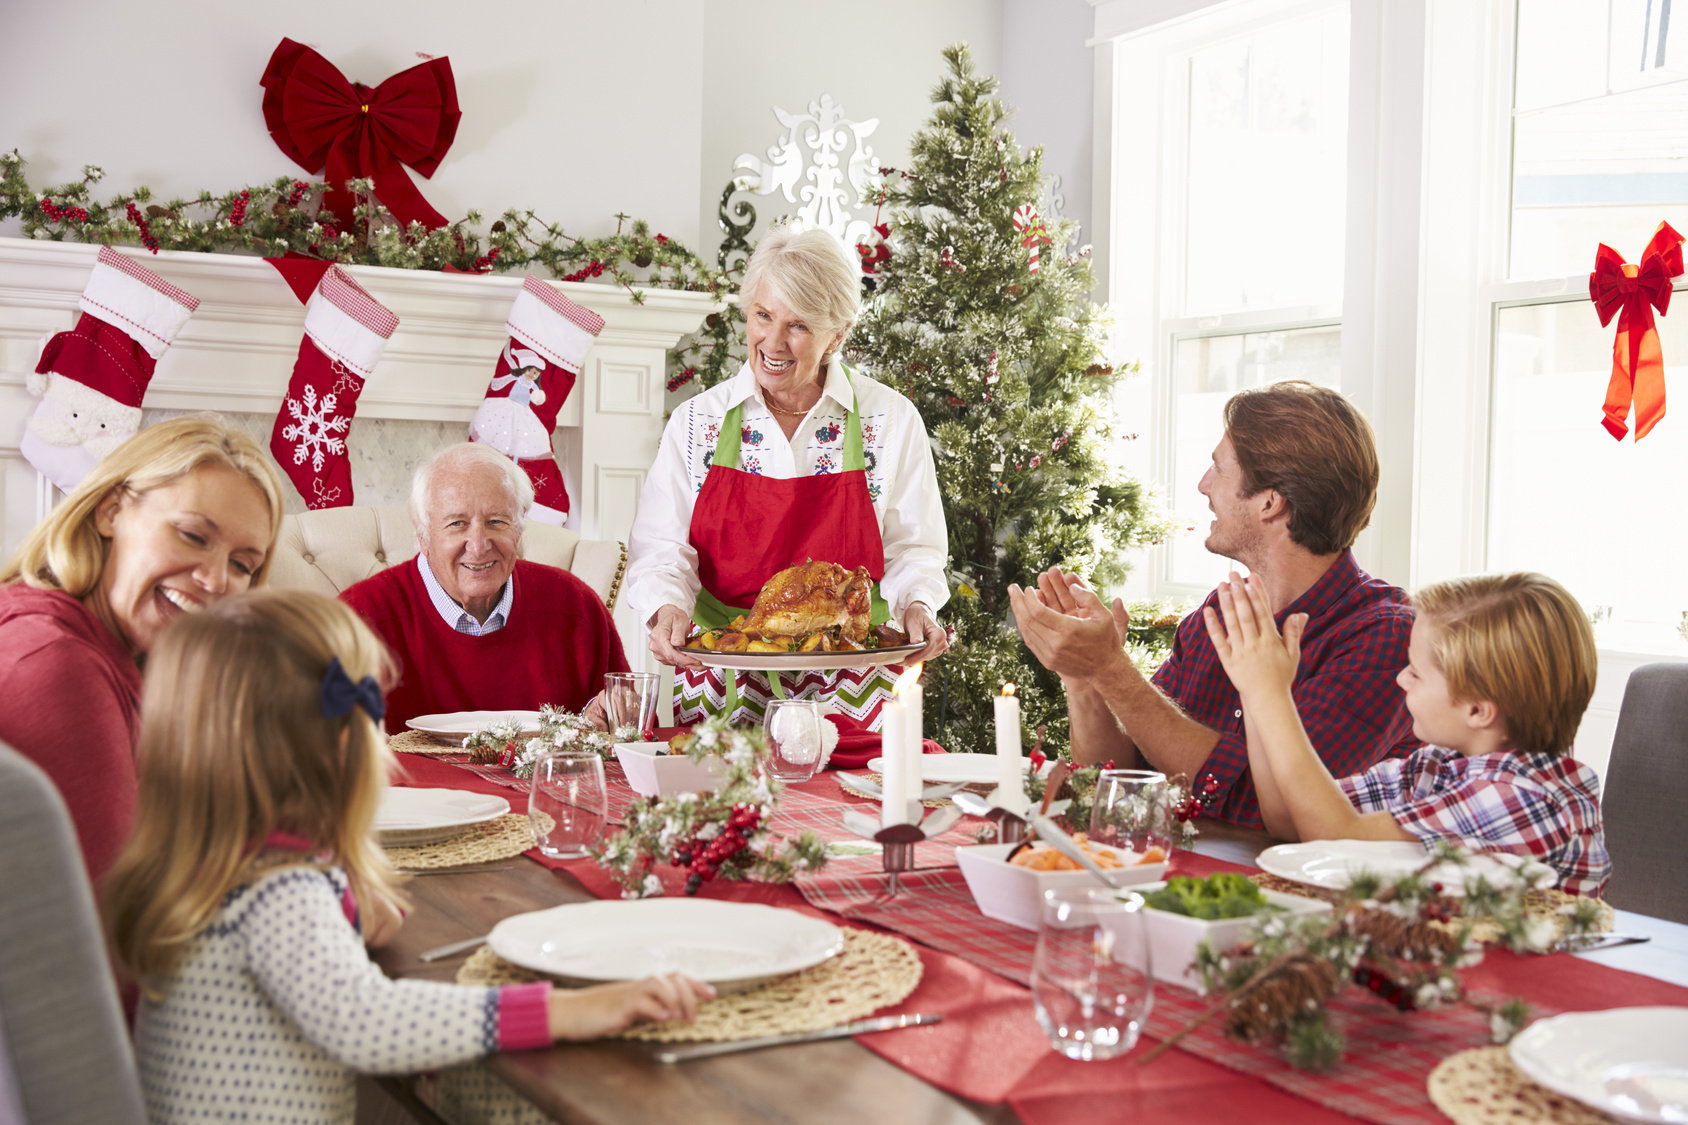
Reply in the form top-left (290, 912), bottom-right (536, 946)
top-left (596, 717), bottom-right (828, 899)
top-left (461, 707), bottom-right (635, 780)
top-left (1142, 844), bottom-right (1603, 1073)
top-left (0, 150), bottom-right (745, 393)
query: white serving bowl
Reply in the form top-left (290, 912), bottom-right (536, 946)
top-left (953, 842), bottom-right (1169, 931)
top-left (1115, 881), bottom-right (1334, 992)
top-left (614, 743), bottom-right (730, 797)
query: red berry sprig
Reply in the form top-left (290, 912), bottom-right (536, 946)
top-left (471, 246), bottom-right (500, 272)
top-left (1352, 966), bottom-right (1415, 1012)
top-left (125, 199), bottom-right (159, 253)
top-left (38, 196), bottom-right (90, 224)
top-left (1173, 774), bottom-right (1222, 822)
top-left (666, 366), bottom-right (697, 393)
top-left (287, 180), bottom-right (309, 207)
top-left (228, 189), bottom-right (250, 227)
top-left (561, 259), bottom-right (607, 283)
top-left (674, 804), bottom-right (764, 895)
top-left (655, 233), bottom-right (670, 245)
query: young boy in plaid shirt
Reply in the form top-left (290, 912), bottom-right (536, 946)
top-left (1203, 570), bottom-right (1610, 896)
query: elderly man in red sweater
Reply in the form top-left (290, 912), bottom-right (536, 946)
top-left (341, 442), bottom-right (628, 732)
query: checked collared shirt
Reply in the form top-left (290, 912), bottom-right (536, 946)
top-left (1150, 549), bottom-right (1418, 828)
top-left (1340, 745), bottom-right (1611, 897)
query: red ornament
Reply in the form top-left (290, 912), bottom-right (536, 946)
top-left (1590, 220), bottom-right (1685, 440)
top-left (260, 38), bottom-right (461, 230)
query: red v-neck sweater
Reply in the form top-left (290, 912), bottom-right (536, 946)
top-left (340, 559), bottom-right (629, 734)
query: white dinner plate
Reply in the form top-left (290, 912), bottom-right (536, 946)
top-left (487, 899), bottom-right (844, 992)
top-left (865, 753), bottom-right (1032, 785)
top-left (404, 710), bottom-right (544, 741)
top-left (1255, 839), bottom-right (1557, 896)
top-left (692, 642), bottom-right (926, 672)
top-left (374, 788), bottom-right (510, 847)
top-left (1510, 1008), bottom-right (1688, 1124)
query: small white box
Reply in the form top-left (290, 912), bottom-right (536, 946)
top-left (953, 842), bottom-right (1170, 931)
top-left (1115, 881), bottom-right (1333, 992)
top-left (613, 743), bottom-right (730, 797)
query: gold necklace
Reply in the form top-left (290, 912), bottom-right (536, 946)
top-left (765, 399), bottom-right (819, 417)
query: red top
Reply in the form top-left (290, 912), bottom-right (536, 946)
top-left (0, 584), bottom-right (143, 886)
top-left (340, 558), bottom-right (629, 733)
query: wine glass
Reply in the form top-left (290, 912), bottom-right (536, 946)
top-left (1089, 769), bottom-right (1172, 855)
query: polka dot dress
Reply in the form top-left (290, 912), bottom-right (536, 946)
top-left (136, 866), bottom-right (502, 1125)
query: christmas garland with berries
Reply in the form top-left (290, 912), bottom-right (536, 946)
top-left (0, 151), bottom-right (744, 394)
top-left (462, 706), bottom-right (636, 779)
top-left (594, 717), bottom-right (829, 899)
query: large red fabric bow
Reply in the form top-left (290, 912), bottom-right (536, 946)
top-left (1590, 221), bottom-right (1685, 440)
top-left (261, 38), bottom-right (460, 232)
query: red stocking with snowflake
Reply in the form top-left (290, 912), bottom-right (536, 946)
top-left (269, 266), bottom-right (397, 508)
top-left (468, 275), bottom-right (604, 523)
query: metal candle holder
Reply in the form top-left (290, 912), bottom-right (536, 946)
top-left (839, 803), bottom-right (963, 895)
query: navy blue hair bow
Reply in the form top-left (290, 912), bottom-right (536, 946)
top-left (320, 656), bottom-right (386, 722)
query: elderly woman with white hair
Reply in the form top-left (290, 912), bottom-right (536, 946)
top-left (626, 227), bottom-right (949, 728)
top-left (340, 441), bottom-right (629, 732)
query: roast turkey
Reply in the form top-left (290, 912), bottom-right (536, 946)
top-left (741, 559), bottom-right (875, 642)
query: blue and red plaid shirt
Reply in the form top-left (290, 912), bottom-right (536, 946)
top-left (1151, 550), bottom-right (1417, 828)
top-left (1340, 745), bottom-right (1610, 897)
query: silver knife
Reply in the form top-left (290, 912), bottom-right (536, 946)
top-left (655, 1013), bottom-right (943, 1064)
top-left (417, 934), bottom-right (488, 962)
top-left (1555, 932), bottom-right (1652, 954)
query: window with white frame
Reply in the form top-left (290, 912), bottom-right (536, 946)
top-left (1487, 0), bottom-right (1688, 652)
top-left (1110, 0), bottom-right (1350, 598)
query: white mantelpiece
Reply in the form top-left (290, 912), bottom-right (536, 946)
top-left (0, 237), bottom-right (719, 660)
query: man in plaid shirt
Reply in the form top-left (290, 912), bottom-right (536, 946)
top-left (1010, 381), bottom-right (1417, 828)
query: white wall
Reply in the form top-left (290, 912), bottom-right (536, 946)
top-left (697, 0), bottom-right (1005, 264)
top-left (0, 0), bottom-right (705, 245)
top-left (999, 0), bottom-right (1095, 243)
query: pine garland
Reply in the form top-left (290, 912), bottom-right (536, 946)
top-left (0, 150), bottom-right (745, 392)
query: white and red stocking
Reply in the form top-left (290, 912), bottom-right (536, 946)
top-left (269, 266), bottom-right (397, 509)
top-left (468, 275), bottom-right (604, 524)
top-left (24, 246), bottom-right (200, 491)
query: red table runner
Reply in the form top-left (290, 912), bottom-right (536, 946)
top-left (392, 754), bottom-right (1688, 1125)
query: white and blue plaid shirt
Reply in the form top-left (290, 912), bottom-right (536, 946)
top-left (416, 554), bottom-right (514, 636)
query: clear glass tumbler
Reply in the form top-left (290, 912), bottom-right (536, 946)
top-left (1089, 769), bottom-right (1172, 855)
top-left (528, 750), bottom-right (607, 859)
top-left (763, 698), bottom-right (826, 782)
top-left (603, 671), bottom-right (660, 740)
top-left (1031, 887), bottom-right (1154, 1061)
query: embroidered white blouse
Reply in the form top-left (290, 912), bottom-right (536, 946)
top-left (626, 359), bottom-right (950, 628)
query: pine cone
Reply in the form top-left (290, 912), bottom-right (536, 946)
top-left (1225, 956), bottom-right (1341, 1043)
top-left (1346, 905), bottom-right (1462, 962)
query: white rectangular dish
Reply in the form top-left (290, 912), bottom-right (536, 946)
top-left (614, 742), bottom-right (730, 797)
top-left (954, 842), bottom-right (1169, 931)
top-left (1115, 881), bottom-right (1333, 992)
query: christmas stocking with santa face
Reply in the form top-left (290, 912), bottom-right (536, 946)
top-left (24, 246), bottom-right (200, 492)
top-left (269, 266), bottom-right (398, 509)
top-left (468, 275), bottom-right (604, 523)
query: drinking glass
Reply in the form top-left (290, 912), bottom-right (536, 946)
top-left (1089, 769), bottom-right (1172, 855)
top-left (763, 699), bottom-right (826, 782)
top-left (529, 750), bottom-right (607, 859)
top-left (604, 671), bottom-right (660, 739)
top-left (1031, 888), bottom-right (1154, 1061)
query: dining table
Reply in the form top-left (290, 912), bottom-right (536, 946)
top-left (375, 748), bottom-right (1688, 1125)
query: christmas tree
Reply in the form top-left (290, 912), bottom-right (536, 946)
top-left (850, 44), bottom-right (1170, 757)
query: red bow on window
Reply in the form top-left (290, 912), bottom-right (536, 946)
top-left (260, 38), bottom-right (461, 232)
top-left (1589, 221), bottom-right (1685, 441)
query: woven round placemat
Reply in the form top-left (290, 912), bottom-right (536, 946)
top-left (1427, 1046), bottom-right (1612, 1125)
top-left (456, 927), bottom-right (922, 1042)
top-left (384, 813), bottom-right (541, 870)
top-left (1249, 873), bottom-right (1615, 944)
top-left (860, 772), bottom-right (961, 808)
top-left (388, 730), bottom-right (464, 756)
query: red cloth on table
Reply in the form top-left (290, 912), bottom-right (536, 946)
top-left (0, 585), bottom-right (141, 886)
top-left (342, 558), bottom-right (628, 733)
top-left (823, 711), bottom-right (945, 769)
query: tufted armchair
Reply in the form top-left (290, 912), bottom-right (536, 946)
top-left (264, 504), bottom-right (627, 610)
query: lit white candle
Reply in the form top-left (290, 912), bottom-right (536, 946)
top-left (904, 666), bottom-right (925, 804)
top-left (995, 683), bottom-right (1028, 813)
top-left (880, 695), bottom-right (909, 827)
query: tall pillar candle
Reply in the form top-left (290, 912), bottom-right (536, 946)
top-left (904, 679), bottom-right (924, 804)
top-left (880, 696), bottom-right (909, 827)
top-left (995, 684), bottom-right (1028, 813)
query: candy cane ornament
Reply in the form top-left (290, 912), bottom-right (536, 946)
top-left (1012, 204), bottom-right (1051, 275)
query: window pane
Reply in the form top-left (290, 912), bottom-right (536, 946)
top-left (1512, 0), bottom-right (1688, 279)
top-left (1184, 6), bottom-right (1349, 315)
top-left (1489, 297), bottom-right (1688, 650)
top-left (1168, 324), bottom-right (1344, 588)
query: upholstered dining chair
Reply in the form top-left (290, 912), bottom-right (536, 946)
top-left (0, 745), bottom-right (147, 1125)
top-left (265, 503), bottom-right (626, 609)
top-left (1600, 661), bottom-right (1688, 924)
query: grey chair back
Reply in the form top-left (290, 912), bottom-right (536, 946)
top-left (0, 746), bottom-right (146, 1125)
top-left (1601, 662), bottom-right (1688, 923)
